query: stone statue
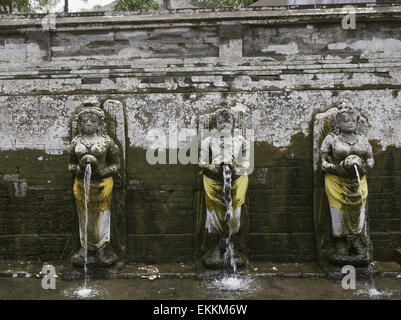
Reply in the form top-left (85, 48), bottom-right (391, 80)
top-left (318, 100), bottom-right (374, 267)
top-left (199, 106), bottom-right (251, 269)
top-left (67, 98), bottom-right (121, 267)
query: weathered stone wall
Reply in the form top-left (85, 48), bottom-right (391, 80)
top-left (0, 4), bottom-right (401, 263)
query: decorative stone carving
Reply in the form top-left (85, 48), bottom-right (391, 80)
top-left (67, 98), bottom-right (123, 271)
top-left (313, 100), bottom-right (374, 272)
top-left (198, 103), bottom-right (252, 270)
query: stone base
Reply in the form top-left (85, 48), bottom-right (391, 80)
top-left (326, 266), bottom-right (378, 280)
top-left (194, 260), bottom-right (246, 279)
top-left (201, 244), bottom-right (248, 271)
top-left (61, 261), bottom-right (125, 280)
top-left (328, 254), bottom-right (370, 267)
top-left (318, 258), bottom-right (377, 280)
top-left (70, 245), bottom-right (119, 268)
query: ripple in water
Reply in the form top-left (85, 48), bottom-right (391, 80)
top-left (63, 285), bottom-right (108, 299)
top-left (201, 275), bottom-right (262, 299)
top-left (354, 283), bottom-right (393, 300)
top-left (209, 275), bottom-right (258, 292)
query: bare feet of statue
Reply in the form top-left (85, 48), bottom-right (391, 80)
top-left (71, 248), bottom-right (96, 267)
top-left (96, 244), bottom-right (118, 266)
top-left (335, 238), bottom-right (349, 256)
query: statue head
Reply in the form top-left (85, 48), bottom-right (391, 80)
top-left (215, 107), bottom-right (235, 132)
top-left (332, 100), bottom-right (360, 134)
top-left (77, 99), bottom-right (105, 136)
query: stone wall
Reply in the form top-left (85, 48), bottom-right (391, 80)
top-left (0, 4), bottom-right (401, 263)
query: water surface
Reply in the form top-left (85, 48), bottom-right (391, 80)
top-left (0, 276), bottom-right (400, 300)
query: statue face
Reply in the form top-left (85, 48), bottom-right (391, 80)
top-left (338, 112), bottom-right (358, 134)
top-left (216, 111), bottom-right (234, 131)
top-left (80, 112), bottom-right (101, 135)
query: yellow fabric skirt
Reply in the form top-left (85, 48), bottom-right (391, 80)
top-left (73, 177), bottom-right (113, 250)
top-left (203, 174), bottom-right (248, 234)
top-left (73, 177), bottom-right (113, 214)
top-left (325, 173), bottom-right (368, 235)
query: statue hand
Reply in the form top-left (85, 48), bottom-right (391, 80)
top-left (79, 155), bottom-right (98, 169)
top-left (68, 164), bottom-right (83, 176)
top-left (232, 158), bottom-right (244, 169)
top-left (343, 155), bottom-right (363, 174)
top-left (76, 165), bottom-right (83, 175)
top-left (208, 164), bottom-right (219, 174)
top-left (367, 158), bottom-right (374, 169)
top-left (322, 162), bottom-right (336, 172)
top-left (98, 165), bottom-right (118, 177)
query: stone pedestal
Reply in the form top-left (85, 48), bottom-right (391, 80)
top-left (201, 243), bottom-right (248, 270)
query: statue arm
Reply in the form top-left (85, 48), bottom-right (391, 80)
top-left (200, 137), bottom-right (218, 173)
top-left (234, 136), bottom-right (250, 171)
top-left (320, 135), bottom-right (336, 173)
top-left (365, 139), bottom-right (374, 169)
top-left (67, 138), bottom-right (78, 173)
top-left (199, 137), bottom-right (210, 168)
top-left (106, 140), bottom-right (121, 175)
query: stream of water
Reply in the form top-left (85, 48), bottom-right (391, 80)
top-left (75, 163), bottom-right (92, 298)
top-left (222, 164), bottom-right (237, 274)
top-left (353, 164), bottom-right (391, 299)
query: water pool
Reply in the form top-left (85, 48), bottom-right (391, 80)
top-left (0, 276), bottom-right (400, 300)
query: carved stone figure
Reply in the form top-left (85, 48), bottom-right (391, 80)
top-left (199, 105), bottom-right (251, 269)
top-left (67, 98), bottom-right (121, 267)
top-left (314, 100), bottom-right (374, 269)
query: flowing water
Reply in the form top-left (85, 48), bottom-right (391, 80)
top-left (354, 164), bottom-right (364, 203)
top-left (222, 164), bottom-right (237, 274)
top-left (78, 163), bottom-right (92, 297)
top-left (353, 164), bottom-right (391, 299)
top-left (219, 164), bottom-right (243, 291)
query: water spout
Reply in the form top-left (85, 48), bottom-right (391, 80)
top-left (353, 164), bottom-right (364, 203)
top-left (222, 164), bottom-right (237, 274)
top-left (354, 164), bottom-right (377, 291)
top-left (83, 163), bottom-right (91, 289)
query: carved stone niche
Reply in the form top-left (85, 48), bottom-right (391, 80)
top-left (313, 102), bottom-right (375, 276)
top-left (196, 103), bottom-right (252, 271)
top-left (62, 98), bottom-right (127, 280)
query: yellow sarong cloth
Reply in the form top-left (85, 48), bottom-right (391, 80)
top-left (73, 177), bottom-right (113, 250)
top-left (73, 177), bottom-right (113, 214)
top-left (325, 173), bottom-right (367, 235)
top-left (203, 174), bottom-right (248, 234)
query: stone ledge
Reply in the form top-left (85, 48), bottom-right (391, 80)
top-left (0, 261), bottom-right (400, 279)
top-left (0, 5), bottom-right (401, 30)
